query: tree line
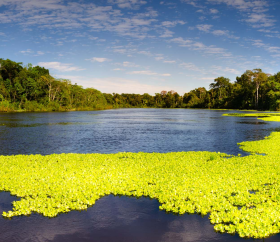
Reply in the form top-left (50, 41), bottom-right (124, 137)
top-left (1, 58), bottom-right (280, 111)
top-left (104, 68), bottom-right (280, 110)
top-left (0, 58), bottom-right (108, 111)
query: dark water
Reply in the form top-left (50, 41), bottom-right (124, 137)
top-left (0, 108), bottom-right (279, 242)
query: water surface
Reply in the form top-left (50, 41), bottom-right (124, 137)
top-left (0, 109), bottom-right (279, 242)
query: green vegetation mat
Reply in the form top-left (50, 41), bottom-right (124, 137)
top-left (1, 132), bottom-right (280, 239)
top-left (2, 114), bottom-right (280, 239)
top-left (223, 113), bottom-right (280, 122)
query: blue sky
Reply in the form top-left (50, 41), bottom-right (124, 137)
top-left (1, 0), bottom-right (280, 95)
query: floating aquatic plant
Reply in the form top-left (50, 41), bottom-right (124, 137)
top-left (223, 113), bottom-right (280, 122)
top-left (1, 115), bottom-right (280, 239)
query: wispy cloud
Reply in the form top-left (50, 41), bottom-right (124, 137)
top-left (211, 65), bottom-right (240, 75)
top-left (207, 0), bottom-right (268, 11)
top-left (164, 60), bottom-right (176, 63)
top-left (114, 61), bottom-right (140, 68)
top-left (210, 8), bottom-right (219, 14)
top-left (200, 77), bottom-right (216, 80)
top-left (128, 70), bottom-right (171, 76)
top-left (161, 20), bottom-right (186, 27)
top-left (180, 62), bottom-right (202, 72)
top-left (251, 39), bottom-right (280, 57)
top-left (36, 51), bottom-right (44, 55)
top-left (155, 56), bottom-right (164, 61)
top-left (207, 0), bottom-right (275, 29)
top-left (86, 57), bottom-right (111, 63)
top-left (196, 24), bottom-right (239, 40)
top-left (170, 37), bottom-right (232, 57)
top-left (122, 61), bottom-right (139, 67)
top-left (137, 50), bottom-right (152, 56)
top-left (0, 0), bottom-right (158, 40)
top-left (258, 29), bottom-right (279, 34)
top-left (38, 62), bottom-right (85, 72)
top-left (169, 37), bottom-right (192, 46)
top-left (183, 0), bottom-right (275, 30)
top-left (212, 29), bottom-right (240, 39)
top-left (20, 49), bottom-right (33, 54)
top-left (181, 0), bottom-right (201, 8)
top-left (246, 13), bottom-right (275, 28)
top-left (160, 29), bottom-right (174, 38)
top-left (107, 0), bottom-right (147, 9)
top-left (197, 24), bottom-right (212, 32)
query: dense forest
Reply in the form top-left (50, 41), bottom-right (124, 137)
top-left (0, 58), bottom-right (108, 111)
top-left (1, 58), bottom-right (280, 111)
top-left (105, 69), bottom-right (280, 111)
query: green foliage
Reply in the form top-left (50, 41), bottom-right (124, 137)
top-left (0, 58), bottom-right (109, 111)
top-left (23, 101), bottom-right (46, 112)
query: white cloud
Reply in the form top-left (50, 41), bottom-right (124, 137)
top-left (122, 61), bottom-right (139, 67)
top-left (210, 8), bottom-right (219, 14)
top-left (169, 37), bottom-right (192, 46)
top-left (251, 39), bottom-right (266, 47)
top-left (258, 29), bottom-right (279, 34)
top-left (211, 65), bottom-right (240, 75)
top-left (0, 0), bottom-right (158, 40)
top-left (212, 30), bottom-right (227, 35)
top-left (223, 67), bottom-right (240, 74)
top-left (161, 20), bottom-right (186, 28)
top-left (113, 48), bottom-right (127, 54)
top-left (170, 37), bottom-right (232, 57)
top-left (107, 0), bottom-right (147, 9)
top-left (207, 0), bottom-right (268, 11)
top-left (163, 60), bottom-right (176, 63)
top-left (155, 57), bottom-right (164, 61)
top-left (160, 29), bottom-right (174, 38)
top-left (20, 49), bottom-right (33, 54)
top-left (207, 0), bottom-right (275, 29)
top-left (246, 13), bottom-right (275, 28)
top-left (137, 50), bottom-right (152, 56)
top-left (181, 0), bottom-right (201, 7)
top-left (251, 39), bottom-right (280, 57)
top-left (212, 30), bottom-right (240, 39)
top-left (197, 24), bottom-right (212, 32)
top-left (128, 70), bottom-right (171, 76)
top-left (86, 57), bottom-right (110, 63)
top-left (201, 77), bottom-right (216, 80)
top-left (113, 68), bottom-right (124, 71)
top-left (38, 62), bottom-right (85, 72)
top-left (180, 62), bottom-right (202, 72)
top-left (194, 24), bottom-right (240, 39)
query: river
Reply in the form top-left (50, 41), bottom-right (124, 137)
top-left (0, 108), bottom-right (279, 242)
